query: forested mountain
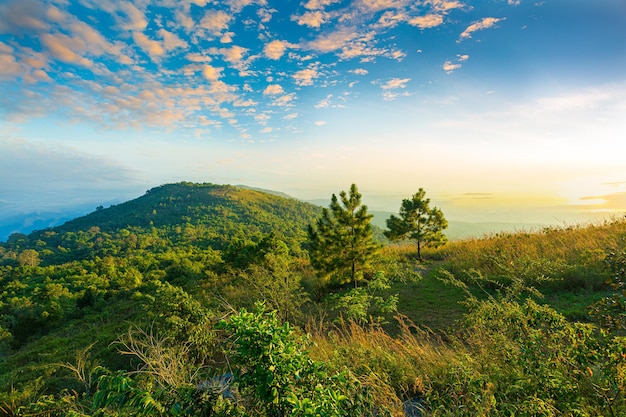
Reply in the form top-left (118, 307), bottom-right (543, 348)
top-left (35, 182), bottom-right (321, 245)
top-left (2, 183), bottom-right (323, 263)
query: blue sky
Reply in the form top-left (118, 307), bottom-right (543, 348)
top-left (1, 0), bottom-right (625, 225)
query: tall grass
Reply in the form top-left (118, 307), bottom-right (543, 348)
top-left (307, 317), bottom-right (465, 415)
top-left (306, 300), bottom-right (626, 416)
top-left (432, 217), bottom-right (626, 291)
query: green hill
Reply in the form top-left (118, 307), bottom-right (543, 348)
top-left (2, 183), bottom-right (324, 264)
top-left (47, 182), bottom-right (322, 243)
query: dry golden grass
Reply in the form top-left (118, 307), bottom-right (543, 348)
top-left (306, 317), bottom-right (469, 413)
top-left (425, 217), bottom-right (626, 291)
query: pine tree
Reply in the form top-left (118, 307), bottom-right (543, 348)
top-left (307, 184), bottom-right (379, 287)
top-left (385, 188), bottom-right (448, 260)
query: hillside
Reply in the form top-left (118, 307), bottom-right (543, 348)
top-left (2, 183), bottom-right (324, 263)
top-left (47, 182), bottom-right (323, 240)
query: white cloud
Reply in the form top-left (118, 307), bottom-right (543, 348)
top-left (443, 61), bottom-right (461, 72)
top-left (459, 17), bottom-right (505, 41)
top-left (41, 33), bottom-right (93, 67)
top-left (357, 0), bottom-right (404, 13)
top-left (220, 45), bottom-right (248, 63)
top-left (427, 0), bottom-right (464, 12)
top-left (0, 0), bottom-right (49, 35)
top-left (293, 68), bottom-right (320, 86)
top-left (68, 19), bottom-right (133, 64)
top-left (158, 28), bottom-right (188, 51)
top-left (199, 10), bottom-right (232, 36)
top-left (132, 32), bottom-right (165, 61)
top-left (381, 77), bottom-right (410, 89)
top-left (351, 68), bottom-right (368, 75)
top-left (304, 0), bottom-right (341, 10)
top-left (202, 64), bottom-right (222, 81)
top-left (119, 2), bottom-right (148, 31)
top-left (186, 53), bottom-right (212, 63)
top-left (408, 14), bottom-right (444, 29)
top-left (226, 0), bottom-right (263, 13)
top-left (382, 90), bottom-right (410, 100)
top-left (274, 93), bottom-right (296, 106)
top-left (315, 94), bottom-right (333, 108)
top-left (292, 11), bottom-right (329, 28)
top-left (264, 40), bottom-right (292, 60)
top-left (0, 42), bottom-right (22, 79)
top-left (263, 84), bottom-right (284, 95)
top-left (255, 113), bottom-right (271, 123)
top-left (307, 29), bottom-right (358, 53)
top-left (315, 120), bottom-right (327, 126)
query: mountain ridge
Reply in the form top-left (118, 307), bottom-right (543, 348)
top-left (1, 182), bottom-right (547, 242)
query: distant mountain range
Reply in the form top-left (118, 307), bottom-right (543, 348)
top-left (0, 183), bottom-right (544, 242)
top-left (369, 211), bottom-right (545, 240)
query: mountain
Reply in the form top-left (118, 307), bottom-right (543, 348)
top-left (1, 185), bottom-right (545, 243)
top-left (10, 182), bottom-right (323, 252)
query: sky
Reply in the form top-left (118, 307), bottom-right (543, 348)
top-left (1, 0), bottom-right (626, 226)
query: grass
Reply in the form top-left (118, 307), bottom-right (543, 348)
top-left (381, 217), bottom-right (626, 333)
top-left (431, 217), bottom-right (626, 292)
top-left (538, 288), bottom-right (614, 322)
top-left (392, 269), bottom-right (467, 332)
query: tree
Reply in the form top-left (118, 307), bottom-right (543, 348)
top-left (385, 188), bottom-right (448, 260)
top-left (307, 184), bottom-right (379, 287)
top-left (17, 249), bottom-right (40, 267)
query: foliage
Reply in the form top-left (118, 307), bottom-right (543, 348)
top-left (385, 189), bottom-right (448, 260)
top-left (589, 245), bottom-right (626, 331)
top-left (331, 271), bottom-right (399, 324)
top-left (218, 303), bottom-right (382, 416)
top-left (307, 184), bottom-right (380, 287)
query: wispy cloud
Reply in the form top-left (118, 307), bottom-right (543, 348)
top-left (459, 17), bottom-right (505, 42)
top-left (443, 54), bottom-right (469, 73)
top-left (292, 10), bottom-right (330, 28)
top-left (408, 14), bottom-right (444, 29)
top-left (381, 77), bottom-right (410, 89)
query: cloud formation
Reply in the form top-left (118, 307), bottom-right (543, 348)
top-left (0, 0), bottom-right (528, 141)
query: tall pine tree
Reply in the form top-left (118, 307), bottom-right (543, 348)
top-left (307, 184), bottom-right (379, 287)
top-left (385, 188), bottom-right (448, 260)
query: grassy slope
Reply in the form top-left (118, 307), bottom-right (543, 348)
top-left (401, 217), bottom-right (626, 324)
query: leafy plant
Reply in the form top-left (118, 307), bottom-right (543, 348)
top-left (331, 271), bottom-right (398, 324)
top-left (218, 303), bottom-right (380, 416)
